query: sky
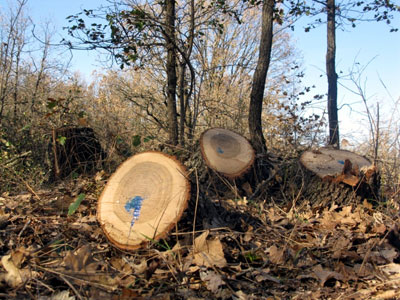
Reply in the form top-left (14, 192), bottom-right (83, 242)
top-left (3, 0), bottom-right (400, 144)
top-left (293, 15), bottom-right (400, 143)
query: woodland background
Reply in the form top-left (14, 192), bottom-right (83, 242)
top-left (0, 0), bottom-right (398, 196)
top-left (1, 0), bottom-right (400, 299)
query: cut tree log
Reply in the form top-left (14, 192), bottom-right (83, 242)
top-left (300, 148), bottom-right (376, 187)
top-left (200, 128), bottom-right (255, 178)
top-left (299, 148), bottom-right (379, 203)
top-left (97, 151), bottom-right (190, 250)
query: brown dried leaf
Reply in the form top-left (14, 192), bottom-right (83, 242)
top-left (69, 222), bottom-right (92, 233)
top-left (312, 264), bottom-right (344, 286)
top-left (252, 269), bottom-right (280, 284)
top-left (380, 263), bottom-right (400, 276)
top-left (110, 257), bottom-right (133, 274)
top-left (380, 248), bottom-right (398, 262)
top-left (63, 245), bottom-right (98, 273)
top-left (267, 207), bottom-right (285, 223)
top-left (319, 212), bottom-right (338, 231)
top-left (199, 270), bottom-right (225, 293)
top-left (132, 259), bottom-right (148, 275)
top-left (45, 290), bottom-right (76, 300)
top-left (332, 235), bottom-right (351, 258)
top-left (243, 225), bottom-right (253, 242)
top-left (371, 222), bottom-right (386, 234)
top-left (0, 252), bottom-right (36, 288)
top-left (373, 290), bottom-right (400, 300)
top-left (353, 263), bottom-right (374, 277)
top-left (335, 261), bottom-right (357, 281)
top-left (267, 245), bottom-right (285, 265)
top-left (0, 209), bottom-right (9, 228)
top-left (193, 231), bottom-right (227, 268)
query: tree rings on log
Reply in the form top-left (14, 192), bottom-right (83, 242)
top-left (200, 128), bottom-right (255, 178)
top-left (300, 148), bottom-right (377, 188)
top-left (97, 151), bottom-right (190, 250)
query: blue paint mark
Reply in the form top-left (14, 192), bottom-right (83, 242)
top-left (217, 147), bottom-right (224, 154)
top-left (338, 160), bottom-right (345, 165)
top-left (125, 196), bottom-right (144, 227)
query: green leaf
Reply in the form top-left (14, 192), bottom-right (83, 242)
top-left (143, 136), bottom-right (155, 143)
top-left (78, 111), bottom-right (86, 118)
top-left (132, 135), bottom-right (141, 147)
top-left (68, 193), bottom-right (85, 216)
top-left (20, 124), bottom-right (31, 131)
top-left (116, 136), bottom-right (124, 144)
top-left (57, 136), bottom-right (67, 146)
top-left (47, 101), bottom-right (57, 110)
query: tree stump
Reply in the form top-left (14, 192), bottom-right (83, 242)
top-left (97, 151), bottom-right (190, 250)
top-left (200, 128), bottom-right (255, 178)
top-left (52, 127), bottom-right (105, 179)
top-left (299, 148), bottom-right (379, 204)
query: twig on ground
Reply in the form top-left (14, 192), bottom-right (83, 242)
top-left (59, 274), bottom-right (84, 300)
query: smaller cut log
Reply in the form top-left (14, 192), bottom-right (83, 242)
top-left (300, 148), bottom-right (376, 187)
top-left (97, 151), bottom-right (190, 250)
top-left (200, 128), bottom-right (255, 178)
top-left (299, 148), bottom-right (380, 205)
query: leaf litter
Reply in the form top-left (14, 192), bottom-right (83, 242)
top-left (0, 170), bottom-right (399, 299)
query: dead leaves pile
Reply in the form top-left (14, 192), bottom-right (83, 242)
top-left (0, 176), bottom-right (400, 299)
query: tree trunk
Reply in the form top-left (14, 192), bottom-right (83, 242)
top-left (326, 0), bottom-right (339, 148)
top-left (165, 0), bottom-right (178, 145)
top-left (179, 63), bottom-right (186, 146)
top-left (249, 0), bottom-right (275, 155)
top-left (179, 0), bottom-right (195, 147)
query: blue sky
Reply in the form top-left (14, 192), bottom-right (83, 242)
top-left (293, 15), bottom-right (400, 141)
top-left (5, 0), bottom-right (400, 143)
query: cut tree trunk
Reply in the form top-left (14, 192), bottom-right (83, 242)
top-left (300, 148), bottom-right (379, 204)
top-left (97, 151), bottom-right (190, 250)
top-left (200, 128), bottom-right (255, 179)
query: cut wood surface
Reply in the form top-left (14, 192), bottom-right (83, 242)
top-left (300, 148), bottom-right (375, 187)
top-left (97, 151), bottom-right (190, 250)
top-left (200, 128), bottom-right (255, 178)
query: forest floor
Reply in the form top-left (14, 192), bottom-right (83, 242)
top-left (0, 165), bottom-right (400, 300)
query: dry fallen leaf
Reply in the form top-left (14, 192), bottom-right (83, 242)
top-left (267, 245), bottom-right (285, 265)
top-left (199, 270), bottom-right (225, 293)
top-left (373, 290), bottom-right (400, 300)
top-left (193, 231), bottom-right (227, 268)
top-left (243, 225), bottom-right (253, 243)
top-left (312, 264), bottom-right (344, 286)
top-left (60, 245), bottom-right (119, 289)
top-left (132, 258), bottom-right (148, 275)
top-left (0, 251), bottom-right (36, 288)
top-left (63, 245), bottom-right (98, 272)
top-left (380, 248), bottom-right (398, 262)
top-left (39, 290), bottom-right (76, 300)
top-left (110, 257), bottom-right (133, 274)
top-left (0, 209), bottom-right (10, 228)
top-left (252, 268), bottom-right (280, 284)
top-left (380, 263), bottom-right (400, 276)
